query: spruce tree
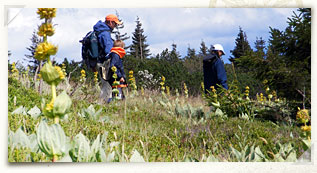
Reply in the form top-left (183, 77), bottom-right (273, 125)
top-left (113, 11), bottom-right (130, 48)
top-left (199, 40), bottom-right (208, 56)
top-left (24, 30), bottom-right (42, 73)
top-left (129, 16), bottom-right (150, 59)
top-left (229, 26), bottom-right (252, 66)
top-left (267, 8), bottom-right (311, 102)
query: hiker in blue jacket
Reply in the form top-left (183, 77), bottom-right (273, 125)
top-left (203, 44), bottom-right (228, 94)
top-left (93, 14), bottom-right (122, 62)
top-left (94, 14), bottom-right (123, 102)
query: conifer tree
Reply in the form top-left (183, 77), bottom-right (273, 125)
top-left (199, 40), bottom-right (208, 56)
top-left (113, 11), bottom-right (130, 48)
top-left (229, 26), bottom-right (252, 66)
top-left (24, 30), bottom-right (43, 72)
top-left (129, 16), bottom-right (150, 59)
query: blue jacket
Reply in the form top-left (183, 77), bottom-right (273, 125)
top-left (93, 20), bottom-right (113, 56)
top-left (108, 52), bottom-right (126, 85)
top-left (203, 52), bottom-right (228, 92)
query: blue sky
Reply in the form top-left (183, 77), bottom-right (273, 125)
top-left (7, 8), bottom-right (298, 65)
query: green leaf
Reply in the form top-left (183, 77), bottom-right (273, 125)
top-left (37, 120), bottom-right (67, 158)
top-left (11, 128), bottom-right (30, 149)
top-left (27, 105), bottom-right (41, 119)
top-left (53, 91), bottom-right (72, 118)
top-left (206, 154), bottom-right (219, 162)
top-left (69, 132), bottom-right (91, 162)
top-left (40, 62), bottom-right (61, 85)
top-left (12, 106), bottom-right (27, 115)
top-left (130, 149), bottom-right (145, 162)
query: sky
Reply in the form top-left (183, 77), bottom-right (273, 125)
top-left (7, 8), bottom-right (298, 65)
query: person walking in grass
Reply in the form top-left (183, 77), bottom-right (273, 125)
top-left (107, 40), bottom-right (127, 103)
top-left (203, 44), bottom-right (228, 94)
top-left (93, 14), bottom-right (123, 102)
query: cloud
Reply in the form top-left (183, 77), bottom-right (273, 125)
top-left (7, 8), bottom-right (298, 65)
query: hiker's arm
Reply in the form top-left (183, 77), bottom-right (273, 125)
top-left (215, 60), bottom-right (228, 90)
top-left (100, 33), bottom-right (113, 55)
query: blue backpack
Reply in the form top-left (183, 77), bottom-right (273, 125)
top-left (80, 30), bottom-right (109, 71)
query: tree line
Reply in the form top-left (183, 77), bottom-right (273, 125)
top-left (18, 8), bottom-right (310, 105)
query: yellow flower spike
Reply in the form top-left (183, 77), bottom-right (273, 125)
top-left (296, 108), bottom-right (310, 124)
top-left (245, 86), bottom-right (249, 90)
top-left (37, 8), bottom-right (57, 19)
top-left (111, 66), bottom-right (117, 72)
top-left (38, 23), bottom-right (55, 37)
top-left (162, 76), bottom-right (165, 82)
top-left (45, 99), bottom-right (54, 111)
top-left (34, 42), bottom-right (58, 61)
top-left (166, 86), bottom-right (170, 96)
top-left (201, 82), bottom-right (205, 91)
top-left (129, 70), bottom-right (133, 75)
top-left (301, 125), bottom-right (311, 132)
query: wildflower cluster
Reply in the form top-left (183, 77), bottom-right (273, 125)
top-left (111, 66), bottom-right (120, 99)
top-left (61, 63), bottom-right (67, 77)
top-left (296, 107), bottom-right (311, 140)
top-left (245, 86), bottom-right (250, 100)
top-left (80, 69), bottom-right (86, 83)
top-left (141, 86), bottom-right (144, 96)
top-left (266, 87), bottom-right (273, 102)
top-left (128, 70), bottom-right (137, 91)
top-left (94, 71), bottom-right (98, 86)
top-left (137, 70), bottom-right (159, 90)
top-left (183, 83), bottom-right (188, 98)
top-left (35, 8), bottom-right (71, 125)
top-left (160, 76), bottom-right (166, 93)
top-left (10, 62), bottom-right (19, 78)
top-left (296, 108), bottom-right (310, 125)
top-left (210, 86), bottom-right (217, 102)
top-left (37, 8), bottom-right (57, 19)
top-left (166, 86), bottom-right (170, 96)
top-left (34, 42), bottom-right (58, 61)
top-left (37, 23), bottom-right (55, 37)
top-left (37, 73), bottom-right (42, 81)
top-left (201, 82), bottom-right (205, 93)
top-left (54, 66), bottom-right (65, 80)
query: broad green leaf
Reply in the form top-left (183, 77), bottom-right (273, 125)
top-left (130, 149), bottom-right (145, 162)
top-left (285, 151), bottom-right (297, 162)
top-left (27, 105), bottom-right (41, 119)
top-left (53, 91), bottom-right (72, 118)
top-left (12, 128), bottom-right (30, 149)
top-left (12, 106), bottom-right (27, 115)
top-left (69, 132), bottom-right (91, 162)
top-left (37, 121), bottom-right (67, 158)
top-left (206, 154), bottom-right (219, 162)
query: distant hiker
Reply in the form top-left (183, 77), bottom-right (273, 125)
top-left (81, 14), bottom-right (122, 72)
top-left (107, 40), bottom-right (127, 103)
top-left (93, 14), bottom-right (123, 102)
top-left (203, 44), bottom-right (228, 93)
top-left (94, 14), bottom-right (122, 63)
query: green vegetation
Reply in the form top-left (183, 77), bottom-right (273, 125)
top-left (8, 8), bottom-right (311, 162)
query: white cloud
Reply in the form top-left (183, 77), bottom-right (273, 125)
top-left (7, 8), bottom-right (298, 65)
